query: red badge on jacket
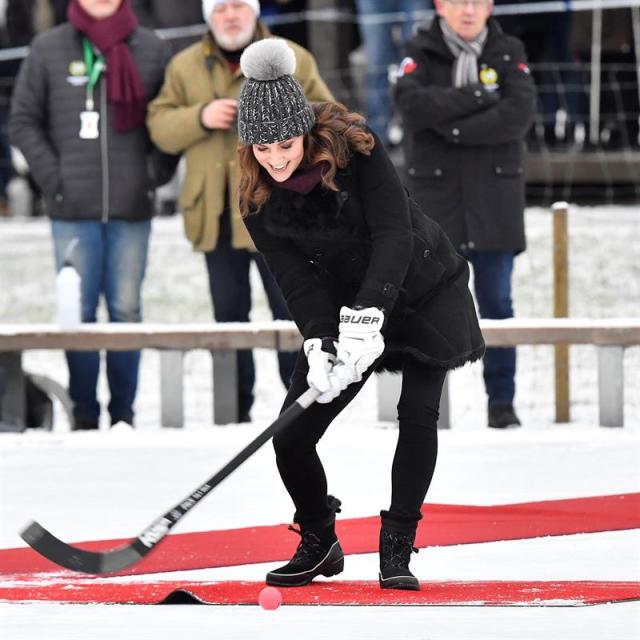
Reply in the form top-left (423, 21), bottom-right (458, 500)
top-left (398, 57), bottom-right (417, 77)
top-left (517, 62), bottom-right (531, 74)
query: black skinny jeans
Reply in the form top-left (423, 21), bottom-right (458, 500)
top-left (273, 352), bottom-right (446, 528)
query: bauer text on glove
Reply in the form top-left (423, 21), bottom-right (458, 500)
top-left (336, 306), bottom-right (385, 383)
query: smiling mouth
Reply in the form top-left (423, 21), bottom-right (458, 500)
top-left (270, 162), bottom-right (288, 171)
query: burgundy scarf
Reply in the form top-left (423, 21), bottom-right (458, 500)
top-left (271, 163), bottom-right (325, 194)
top-left (68, 0), bottom-right (146, 133)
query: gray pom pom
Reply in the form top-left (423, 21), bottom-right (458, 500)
top-left (240, 38), bottom-right (296, 81)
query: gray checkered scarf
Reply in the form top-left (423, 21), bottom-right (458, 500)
top-left (440, 18), bottom-right (488, 87)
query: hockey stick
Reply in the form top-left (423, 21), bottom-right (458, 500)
top-left (20, 387), bottom-right (319, 575)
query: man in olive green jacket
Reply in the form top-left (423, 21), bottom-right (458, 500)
top-left (147, 0), bottom-right (333, 422)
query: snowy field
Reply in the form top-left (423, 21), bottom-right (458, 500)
top-left (0, 206), bottom-right (639, 638)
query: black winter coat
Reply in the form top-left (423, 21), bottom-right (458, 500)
top-left (395, 18), bottom-right (537, 253)
top-left (243, 135), bottom-right (485, 372)
top-left (9, 23), bottom-right (173, 221)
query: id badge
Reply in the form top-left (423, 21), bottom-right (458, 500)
top-left (79, 110), bottom-right (100, 139)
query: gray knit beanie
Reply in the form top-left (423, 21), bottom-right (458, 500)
top-left (238, 39), bottom-right (315, 145)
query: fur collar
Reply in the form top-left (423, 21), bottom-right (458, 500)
top-left (263, 182), bottom-right (359, 240)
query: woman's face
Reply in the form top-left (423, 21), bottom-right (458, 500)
top-left (252, 136), bottom-right (305, 182)
top-left (78, 0), bottom-right (123, 19)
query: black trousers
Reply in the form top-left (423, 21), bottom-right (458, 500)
top-left (274, 352), bottom-right (446, 528)
top-left (204, 208), bottom-right (297, 417)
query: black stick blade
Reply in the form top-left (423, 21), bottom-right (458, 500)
top-left (20, 521), bottom-right (145, 574)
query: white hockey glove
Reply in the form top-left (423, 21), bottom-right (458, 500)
top-left (304, 337), bottom-right (342, 404)
top-left (334, 306), bottom-right (385, 385)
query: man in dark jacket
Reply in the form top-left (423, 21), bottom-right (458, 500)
top-left (395, 0), bottom-right (536, 428)
top-left (10, 0), bottom-right (171, 430)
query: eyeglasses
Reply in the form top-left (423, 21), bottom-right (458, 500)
top-left (444, 0), bottom-right (491, 7)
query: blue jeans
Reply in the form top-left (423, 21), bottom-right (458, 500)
top-left (355, 0), bottom-right (431, 143)
top-left (464, 250), bottom-right (516, 407)
top-left (204, 209), bottom-right (296, 419)
top-left (52, 219), bottom-right (151, 425)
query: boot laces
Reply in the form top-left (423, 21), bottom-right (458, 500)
top-left (288, 525), bottom-right (328, 563)
top-left (381, 531), bottom-right (419, 570)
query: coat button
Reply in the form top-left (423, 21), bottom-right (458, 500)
top-left (340, 191), bottom-right (349, 200)
top-left (423, 249), bottom-right (431, 257)
top-left (452, 128), bottom-right (460, 136)
top-left (468, 241), bottom-right (475, 249)
top-left (434, 168), bottom-right (442, 177)
top-left (460, 243), bottom-right (467, 250)
top-left (55, 193), bottom-right (63, 202)
top-left (474, 90), bottom-right (482, 97)
top-left (496, 167), bottom-right (502, 174)
top-left (504, 54), bottom-right (511, 61)
top-left (408, 167), bottom-right (416, 176)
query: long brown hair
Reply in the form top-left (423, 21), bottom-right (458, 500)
top-left (238, 102), bottom-right (375, 216)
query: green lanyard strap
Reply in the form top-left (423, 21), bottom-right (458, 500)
top-left (82, 38), bottom-right (106, 111)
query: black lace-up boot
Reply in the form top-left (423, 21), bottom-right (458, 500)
top-left (378, 514), bottom-right (420, 590)
top-left (266, 496), bottom-right (344, 587)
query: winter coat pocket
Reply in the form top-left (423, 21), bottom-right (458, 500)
top-left (179, 172), bottom-right (205, 246)
top-left (403, 234), bottom-right (446, 306)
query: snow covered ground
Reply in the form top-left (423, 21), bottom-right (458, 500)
top-left (0, 206), bottom-right (639, 638)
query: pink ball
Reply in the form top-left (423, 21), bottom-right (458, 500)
top-left (258, 586), bottom-right (283, 610)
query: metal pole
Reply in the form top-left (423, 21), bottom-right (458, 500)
top-left (631, 6), bottom-right (640, 144)
top-left (589, 7), bottom-right (603, 145)
top-left (552, 202), bottom-right (570, 423)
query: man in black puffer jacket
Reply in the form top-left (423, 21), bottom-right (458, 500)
top-left (395, 0), bottom-right (537, 429)
top-left (10, 0), bottom-right (172, 430)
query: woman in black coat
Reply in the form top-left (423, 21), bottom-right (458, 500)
top-left (236, 39), bottom-right (484, 591)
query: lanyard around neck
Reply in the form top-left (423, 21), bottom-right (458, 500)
top-left (82, 38), bottom-right (106, 111)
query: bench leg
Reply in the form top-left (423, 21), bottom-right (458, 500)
top-left (212, 349), bottom-right (238, 425)
top-left (160, 350), bottom-right (184, 428)
top-left (437, 374), bottom-right (450, 430)
top-left (0, 352), bottom-right (26, 432)
top-left (598, 346), bottom-right (624, 427)
top-left (377, 372), bottom-right (401, 422)
top-left (376, 371), bottom-right (450, 429)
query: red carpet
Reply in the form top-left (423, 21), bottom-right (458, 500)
top-left (0, 579), bottom-right (638, 606)
top-left (0, 494), bottom-right (638, 578)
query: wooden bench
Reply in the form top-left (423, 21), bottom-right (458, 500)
top-left (378, 318), bottom-right (640, 429)
top-left (0, 318), bottom-right (638, 430)
top-left (0, 322), bottom-right (301, 431)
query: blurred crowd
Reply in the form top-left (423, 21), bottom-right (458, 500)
top-left (0, 0), bottom-right (637, 433)
top-left (1, 1), bottom-right (639, 219)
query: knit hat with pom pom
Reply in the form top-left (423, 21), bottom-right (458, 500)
top-left (237, 38), bottom-right (315, 145)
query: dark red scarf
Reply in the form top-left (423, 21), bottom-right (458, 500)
top-left (68, 0), bottom-right (146, 133)
top-left (271, 162), bottom-right (325, 194)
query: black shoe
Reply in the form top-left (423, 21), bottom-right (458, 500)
top-left (110, 418), bottom-right (134, 429)
top-left (73, 417), bottom-right (99, 431)
top-left (266, 496), bottom-right (344, 587)
top-left (379, 517), bottom-right (420, 591)
top-left (488, 405), bottom-right (521, 429)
